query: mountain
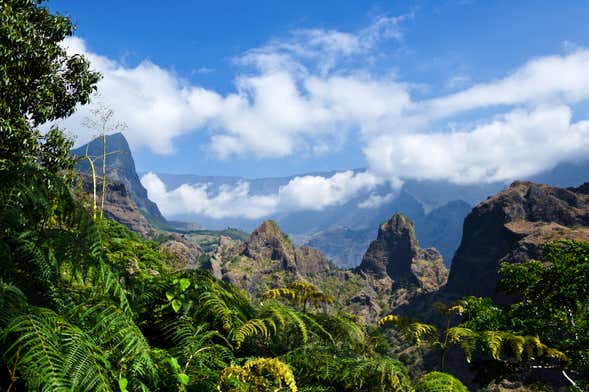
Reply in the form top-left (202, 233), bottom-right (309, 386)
top-left (206, 220), bottom-right (334, 298)
top-left (76, 173), bottom-right (154, 236)
top-left (154, 160), bottom-right (589, 268)
top-left (71, 133), bottom-right (168, 228)
top-left (357, 213), bottom-right (448, 292)
top-left (445, 181), bottom-right (589, 300)
top-left (203, 216), bottom-right (447, 323)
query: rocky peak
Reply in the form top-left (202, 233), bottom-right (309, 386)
top-left (358, 213), bottom-right (448, 291)
top-left (445, 181), bottom-right (589, 299)
top-left (211, 220), bottom-right (332, 294)
top-left (77, 173), bottom-right (154, 236)
top-left (244, 220), bottom-right (297, 271)
top-left (71, 133), bottom-right (167, 227)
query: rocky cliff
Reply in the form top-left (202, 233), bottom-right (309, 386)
top-left (445, 181), bottom-right (589, 299)
top-left (209, 220), bottom-right (333, 297)
top-left (357, 213), bottom-right (448, 292)
top-left (71, 133), bottom-right (168, 228)
top-left (77, 174), bottom-right (154, 236)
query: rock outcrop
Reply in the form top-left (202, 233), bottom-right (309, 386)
top-left (159, 236), bottom-right (204, 269)
top-left (445, 181), bottom-right (589, 299)
top-left (209, 220), bottom-right (332, 296)
top-left (71, 133), bottom-right (168, 228)
top-left (357, 213), bottom-right (448, 292)
top-left (77, 174), bottom-right (154, 236)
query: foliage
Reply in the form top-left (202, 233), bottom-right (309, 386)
top-left (264, 281), bottom-right (335, 312)
top-left (3, 2), bottom-right (585, 391)
top-left (413, 372), bottom-right (467, 392)
top-left (0, 0), bottom-right (100, 168)
top-left (379, 302), bottom-right (566, 371)
top-left (218, 357), bottom-right (298, 392)
top-left (282, 344), bottom-right (413, 392)
top-left (498, 240), bottom-right (589, 373)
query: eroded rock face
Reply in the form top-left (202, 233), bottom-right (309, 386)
top-left (159, 237), bottom-right (204, 269)
top-left (78, 174), bottom-right (154, 237)
top-left (72, 133), bottom-right (167, 227)
top-left (445, 181), bottom-right (589, 299)
top-left (357, 213), bottom-right (448, 292)
top-left (209, 220), bottom-right (332, 296)
top-left (244, 220), bottom-right (298, 271)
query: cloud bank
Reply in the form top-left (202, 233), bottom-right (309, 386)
top-left (141, 171), bottom-right (385, 219)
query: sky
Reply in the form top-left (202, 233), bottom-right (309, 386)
top-left (46, 0), bottom-right (589, 219)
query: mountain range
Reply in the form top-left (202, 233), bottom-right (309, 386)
top-left (151, 158), bottom-right (589, 268)
top-left (72, 133), bottom-right (589, 269)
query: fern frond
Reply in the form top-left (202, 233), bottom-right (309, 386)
top-left (446, 327), bottom-right (477, 362)
top-left (4, 308), bottom-right (70, 391)
top-left (264, 287), bottom-right (297, 301)
top-left (379, 314), bottom-right (438, 345)
top-left (218, 357), bottom-right (298, 392)
top-left (0, 280), bottom-right (28, 326)
top-left (230, 318), bottom-right (271, 348)
top-left (199, 290), bottom-right (236, 331)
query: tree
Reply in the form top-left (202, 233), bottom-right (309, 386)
top-left (0, 0), bottom-right (100, 168)
top-left (379, 302), bottom-right (566, 372)
top-left (496, 240), bottom-right (589, 388)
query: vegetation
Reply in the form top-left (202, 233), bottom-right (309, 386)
top-left (1, 1), bottom-right (588, 391)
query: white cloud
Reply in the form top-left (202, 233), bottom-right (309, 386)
top-left (425, 50), bottom-right (589, 119)
top-left (55, 19), bottom-right (589, 217)
top-left (57, 16), bottom-right (410, 158)
top-left (365, 105), bottom-right (589, 184)
top-left (57, 37), bottom-right (224, 154)
top-left (141, 170), bottom-right (384, 219)
top-left (141, 172), bottom-right (277, 219)
top-left (358, 193), bottom-right (396, 209)
top-left (276, 171), bottom-right (384, 211)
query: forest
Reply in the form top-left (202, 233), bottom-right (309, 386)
top-left (0, 1), bottom-right (588, 391)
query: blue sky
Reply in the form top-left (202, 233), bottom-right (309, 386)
top-left (46, 1), bottom-right (589, 219)
top-left (48, 0), bottom-right (589, 177)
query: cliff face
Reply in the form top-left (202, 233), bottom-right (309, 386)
top-left (210, 220), bottom-right (332, 296)
top-left (445, 181), bottom-right (589, 299)
top-left (77, 174), bottom-right (154, 236)
top-left (71, 133), bottom-right (167, 228)
top-left (358, 213), bottom-right (448, 292)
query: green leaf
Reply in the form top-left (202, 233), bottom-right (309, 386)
top-left (118, 376), bottom-right (128, 392)
top-left (168, 357), bottom-right (181, 371)
top-left (166, 291), bottom-right (175, 301)
top-left (172, 299), bottom-right (182, 313)
top-left (177, 373), bottom-right (190, 385)
top-left (179, 278), bottom-right (191, 291)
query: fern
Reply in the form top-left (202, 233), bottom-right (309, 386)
top-left (414, 371), bottom-right (468, 392)
top-left (446, 327), bottom-right (477, 362)
top-left (379, 314), bottom-right (438, 346)
top-left (3, 307), bottom-right (113, 392)
top-left (68, 301), bottom-right (158, 389)
top-left (218, 357), bottom-right (298, 392)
